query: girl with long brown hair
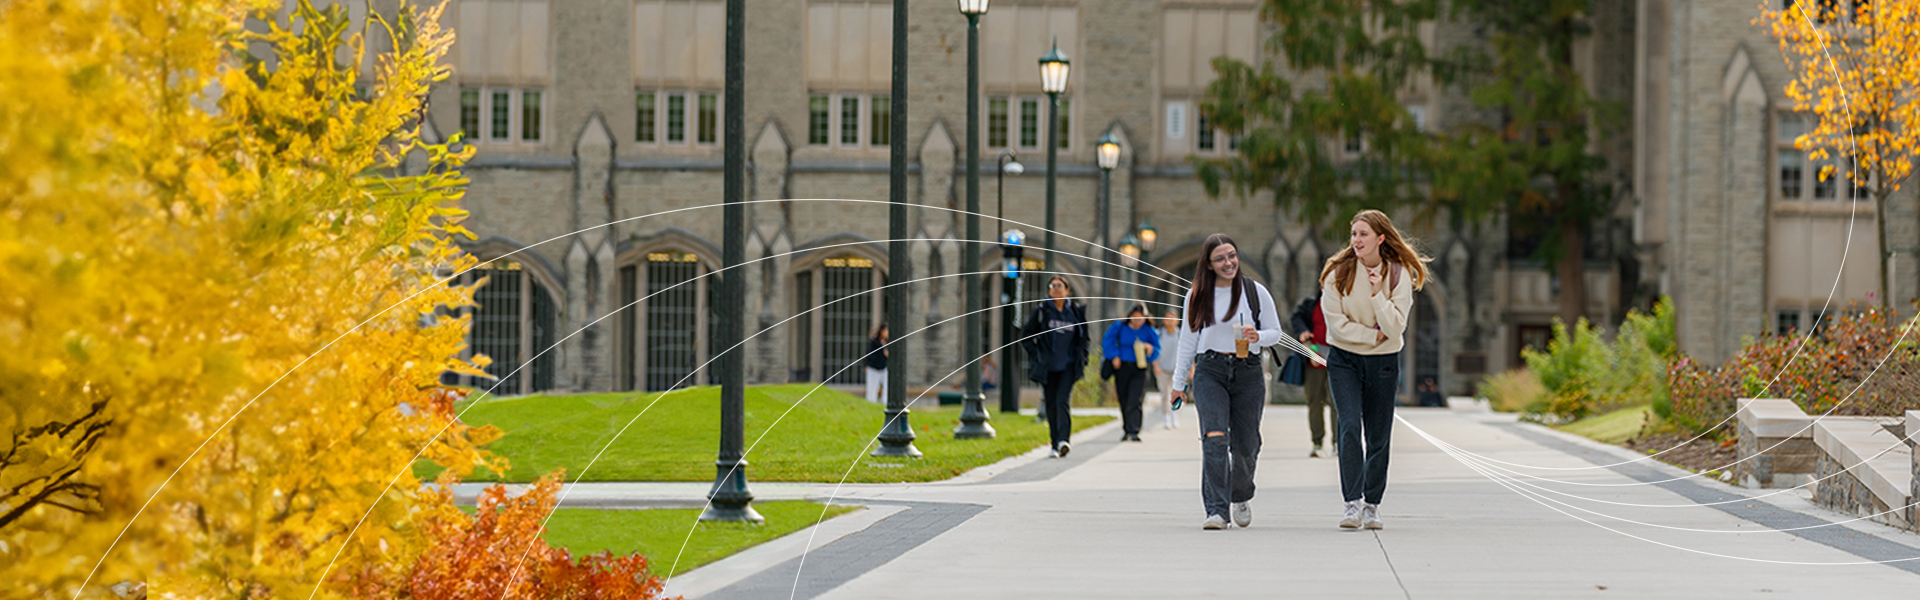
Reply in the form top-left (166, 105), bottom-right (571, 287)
top-left (1168, 234), bottom-right (1284, 530)
top-left (1319, 209), bottom-right (1430, 531)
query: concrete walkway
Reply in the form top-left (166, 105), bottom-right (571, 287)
top-left (604, 405), bottom-right (1920, 599)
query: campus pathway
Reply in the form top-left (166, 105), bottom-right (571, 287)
top-left (538, 404), bottom-right (1920, 599)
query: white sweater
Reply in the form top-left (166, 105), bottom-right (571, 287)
top-left (1321, 260), bottom-right (1413, 355)
top-left (1169, 279), bottom-right (1283, 392)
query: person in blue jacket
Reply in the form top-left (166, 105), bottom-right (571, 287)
top-left (1103, 303), bottom-right (1161, 441)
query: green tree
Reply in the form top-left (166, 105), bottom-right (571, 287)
top-left (1198, 0), bottom-right (1621, 327)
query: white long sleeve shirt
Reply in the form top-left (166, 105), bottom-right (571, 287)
top-left (1321, 260), bottom-right (1412, 355)
top-left (1169, 279), bottom-right (1284, 392)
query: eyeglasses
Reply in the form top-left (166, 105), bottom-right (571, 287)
top-left (1210, 251), bottom-right (1238, 265)
top-left (1048, 282), bottom-right (1067, 289)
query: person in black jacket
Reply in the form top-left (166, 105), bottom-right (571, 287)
top-left (1288, 291), bottom-right (1335, 457)
top-left (864, 324), bottom-right (889, 403)
top-left (1021, 274), bottom-right (1090, 457)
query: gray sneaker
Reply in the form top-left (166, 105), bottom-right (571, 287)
top-left (1202, 514), bottom-right (1229, 530)
top-left (1231, 501), bottom-right (1252, 528)
top-left (1339, 501), bottom-right (1363, 530)
top-left (1362, 503), bottom-right (1383, 530)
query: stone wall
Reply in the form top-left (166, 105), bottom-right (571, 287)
top-left (1813, 452), bottom-right (1878, 523)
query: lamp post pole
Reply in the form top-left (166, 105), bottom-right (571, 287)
top-left (955, 1), bottom-right (993, 439)
top-left (1038, 39), bottom-right (1069, 285)
top-left (997, 151), bottom-right (1023, 416)
top-left (702, 0), bottom-right (759, 523)
top-left (875, 0), bottom-right (920, 458)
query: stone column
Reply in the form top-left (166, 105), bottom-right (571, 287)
top-left (747, 120), bottom-right (791, 383)
top-left (566, 114), bottom-right (618, 392)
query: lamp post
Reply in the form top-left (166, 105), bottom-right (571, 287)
top-left (703, 0), bottom-right (760, 523)
top-left (1096, 130), bottom-right (1120, 320)
top-left (1037, 39), bottom-right (1069, 273)
top-left (996, 151), bottom-right (1024, 416)
top-left (1000, 228), bottom-right (1025, 416)
top-left (955, 0), bottom-right (994, 439)
top-left (1136, 217), bottom-right (1156, 306)
top-left (875, 0), bottom-right (920, 458)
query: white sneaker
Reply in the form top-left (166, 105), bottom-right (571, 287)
top-left (1231, 502), bottom-right (1252, 528)
top-left (1339, 501), bottom-right (1363, 530)
top-left (1057, 441), bottom-right (1071, 458)
top-left (1362, 503), bottom-right (1383, 530)
top-left (1047, 447), bottom-right (1060, 458)
top-left (1202, 514), bottom-right (1229, 530)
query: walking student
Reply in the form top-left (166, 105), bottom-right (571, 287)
top-left (1288, 291), bottom-right (1335, 458)
top-left (865, 324), bottom-right (889, 403)
top-left (1321, 209), bottom-right (1429, 531)
top-left (1102, 303), bottom-right (1160, 442)
top-left (1021, 275), bottom-right (1090, 457)
top-left (1169, 234), bottom-right (1284, 530)
top-left (1153, 308), bottom-right (1181, 429)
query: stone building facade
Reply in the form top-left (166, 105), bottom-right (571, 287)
top-left (411, 0), bottom-right (1650, 400)
top-left (1634, 0), bottom-right (1920, 364)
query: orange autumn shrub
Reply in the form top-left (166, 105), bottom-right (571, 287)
top-left (406, 472), bottom-right (673, 600)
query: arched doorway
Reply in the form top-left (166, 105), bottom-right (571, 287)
top-left (457, 259), bottom-right (561, 396)
top-left (791, 252), bottom-right (888, 385)
top-left (617, 249), bottom-right (721, 392)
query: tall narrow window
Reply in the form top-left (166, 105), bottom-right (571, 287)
top-left (820, 256), bottom-right (875, 385)
top-left (793, 271), bottom-right (814, 381)
top-left (1777, 309), bottom-right (1800, 336)
top-left (1814, 161), bottom-right (1837, 199)
top-left (1849, 157), bottom-right (1870, 201)
top-left (808, 95), bottom-right (830, 145)
top-left (490, 90), bottom-right (511, 140)
top-left (988, 97), bottom-right (1009, 148)
top-left (696, 93), bottom-right (718, 144)
top-left (1019, 98), bottom-right (1039, 148)
top-left (869, 95), bottom-right (891, 146)
top-left (645, 252), bottom-right (700, 391)
top-left (1345, 130), bottom-right (1363, 154)
top-left (666, 94), bottom-right (686, 143)
top-left (637, 92), bottom-right (656, 142)
top-left (840, 96), bottom-right (860, 145)
top-left (1779, 150), bottom-right (1803, 199)
top-left (1198, 112), bottom-right (1215, 151)
top-left (460, 88), bottom-right (480, 140)
top-left (1056, 98), bottom-right (1070, 149)
top-left (520, 89), bottom-right (542, 142)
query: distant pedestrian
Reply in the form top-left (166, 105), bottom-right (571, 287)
top-left (1102, 303), bottom-right (1160, 442)
top-left (1169, 234), bottom-right (1283, 530)
top-left (1417, 377), bottom-right (1445, 407)
top-left (1288, 291), bottom-right (1335, 458)
top-left (1321, 209), bottom-right (1430, 531)
top-left (1022, 275), bottom-right (1089, 457)
top-left (865, 324), bottom-right (889, 404)
top-left (1154, 308), bottom-right (1181, 429)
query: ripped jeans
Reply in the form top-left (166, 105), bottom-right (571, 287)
top-left (1192, 352), bottom-right (1266, 518)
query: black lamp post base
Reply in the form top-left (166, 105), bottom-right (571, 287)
top-left (953, 393), bottom-right (996, 439)
top-left (873, 407), bottom-right (924, 457)
top-left (702, 459), bottom-right (763, 523)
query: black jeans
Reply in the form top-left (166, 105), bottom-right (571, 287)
top-left (1328, 346), bottom-right (1399, 505)
top-left (1113, 364), bottom-right (1148, 435)
top-left (1043, 369), bottom-right (1076, 448)
top-left (1192, 352), bottom-right (1265, 518)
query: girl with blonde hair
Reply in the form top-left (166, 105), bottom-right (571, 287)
top-left (1319, 209), bottom-right (1430, 531)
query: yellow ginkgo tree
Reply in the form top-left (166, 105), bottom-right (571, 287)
top-left (0, 0), bottom-right (513, 597)
top-left (1759, 0), bottom-right (1920, 308)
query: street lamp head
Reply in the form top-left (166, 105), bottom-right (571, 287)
top-left (957, 0), bottom-right (990, 15)
top-left (1096, 130), bottom-right (1121, 171)
top-left (1136, 217), bottom-right (1156, 252)
top-left (1037, 38), bottom-right (1071, 94)
top-left (1005, 161), bottom-right (1024, 175)
top-left (1002, 228), bottom-right (1025, 246)
top-left (1118, 233), bottom-right (1141, 268)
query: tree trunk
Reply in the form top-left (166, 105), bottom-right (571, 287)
top-left (1557, 215), bottom-right (1587, 328)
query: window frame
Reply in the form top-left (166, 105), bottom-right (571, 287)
top-left (986, 94), bottom-right (1070, 152)
top-left (634, 89), bottom-right (722, 148)
top-left (457, 86), bottom-right (546, 146)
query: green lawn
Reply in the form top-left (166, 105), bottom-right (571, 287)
top-left (539, 501), bottom-right (861, 579)
top-left (417, 384), bottom-right (1111, 483)
top-left (1556, 405), bottom-right (1655, 445)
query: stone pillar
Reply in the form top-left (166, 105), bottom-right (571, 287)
top-left (914, 121), bottom-right (958, 388)
top-left (748, 120), bottom-right (791, 384)
top-left (566, 113), bottom-right (618, 392)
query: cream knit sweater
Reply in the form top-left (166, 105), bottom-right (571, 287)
top-left (1320, 260), bottom-right (1413, 355)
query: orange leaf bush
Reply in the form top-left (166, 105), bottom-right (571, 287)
top-left (403, 473), bottom-right (672, 600)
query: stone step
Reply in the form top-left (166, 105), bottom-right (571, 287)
top-left (1812, 416), bottom-right (1913, 529)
